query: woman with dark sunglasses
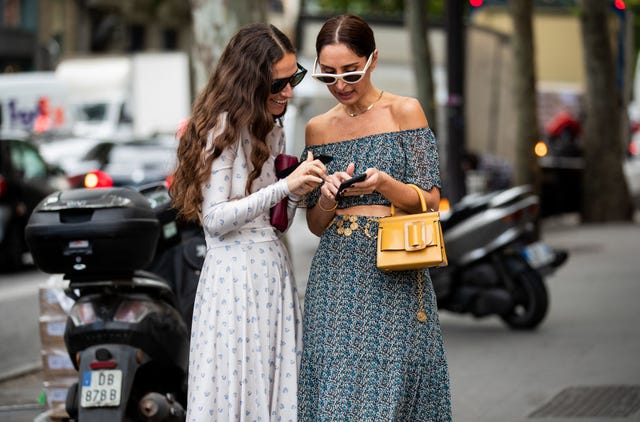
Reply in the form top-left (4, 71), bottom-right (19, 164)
top-left (170, 23), bottom-right (327, 421)
top-left (298, 14), bottom-right (452, 421)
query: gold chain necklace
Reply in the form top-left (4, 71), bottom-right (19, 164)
top-left (344, 90), bottom-right (384, 117)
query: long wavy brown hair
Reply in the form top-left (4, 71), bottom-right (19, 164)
top-left (170, 23), bottom-right (296, 222)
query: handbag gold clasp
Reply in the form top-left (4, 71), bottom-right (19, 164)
top-left (404, 220), bottom-right (432, 251)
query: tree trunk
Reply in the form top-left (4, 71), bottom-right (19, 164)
top-left (580, 0), bottom-right (632, 222)
top-left (444, 0), bottom-right (466, 203)
top-left (189, 0), bottom-right (265, 94)
top-left (509, 0), bottom-right (540, 191)
top-left (405, 0), bottom-right (437, 135)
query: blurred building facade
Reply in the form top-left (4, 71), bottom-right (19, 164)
top-left (1, 0), bottom-right (40, 72)
top-left (0, 0), bottom-right (298, 74)
top-left (1, 0), bottom-right (193, 73)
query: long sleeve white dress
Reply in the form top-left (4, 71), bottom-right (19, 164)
top-left (186, 119), bottom-right (302, 422)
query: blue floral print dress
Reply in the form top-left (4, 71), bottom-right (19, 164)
top-left (298, 128), bottom-right (452, 421)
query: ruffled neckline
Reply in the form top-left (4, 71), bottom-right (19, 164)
top-left (309, 127), bottom-right (430, 147)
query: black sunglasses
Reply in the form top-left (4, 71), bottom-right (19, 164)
top-left (271, 63), bottom-right (307, 94)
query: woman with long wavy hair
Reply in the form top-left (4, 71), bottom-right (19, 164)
top-left (170, 23), bottom-right (327, 421)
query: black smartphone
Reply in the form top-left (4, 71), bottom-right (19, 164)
top-left (276, 154), bottom-right (333, 179)
top-left (336, 173), bottom-right (367, 199)
top-left (317, 154), bottom-right (333, 164)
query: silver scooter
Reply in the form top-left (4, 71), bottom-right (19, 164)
top-left (431, 185), bottom-right (568, 329)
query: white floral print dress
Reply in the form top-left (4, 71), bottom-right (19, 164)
top-left (187, 118), bottom-right (302, 422)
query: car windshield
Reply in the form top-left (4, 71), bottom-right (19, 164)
top-left (105, 144), bottom-right (176, 172)
top-left (75, 103), bottom-right (108, 122)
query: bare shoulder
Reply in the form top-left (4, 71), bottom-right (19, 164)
top-left (387, 93), bottom-right (429, 130)
top-left (305, 106), bottom-right (341, 146)
top-left (305, 114), bottom-right (327, 146)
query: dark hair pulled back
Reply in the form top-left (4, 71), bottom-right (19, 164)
top-left (315, 14), bottom-right (376, 58)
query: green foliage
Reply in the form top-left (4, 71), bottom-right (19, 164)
top-left (315, 0), bottom-right (403, 17)
top-left (307, 0), bottom-right (446, 20)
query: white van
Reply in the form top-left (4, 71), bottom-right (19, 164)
top-left (0, 72), bottom-right (70, 134)
top-left (55, 52), bottom-right (191, 140)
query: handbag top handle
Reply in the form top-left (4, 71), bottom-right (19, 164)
top-left (390, 184), bottom-right (429, 216)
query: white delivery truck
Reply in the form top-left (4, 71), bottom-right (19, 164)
top-left (0, 71), bottom-right (70, 134)
top-left (55, 52), bottom-right (191, 140)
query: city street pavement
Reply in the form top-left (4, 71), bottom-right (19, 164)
top-left (441, 214), bottom-right (640, 422)
top-left (1, 212), bottom-right (639, 421)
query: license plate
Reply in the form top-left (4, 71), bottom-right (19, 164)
top-left (523, 241), bottom-right (555, 269)
top-left (80, 369), bottom-right (122, 407)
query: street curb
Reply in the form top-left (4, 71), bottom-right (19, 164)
top-left (0, 362), bottom-right (41, 383)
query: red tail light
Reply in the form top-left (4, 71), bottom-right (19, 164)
top-left (84, 170), bottom-right (113, 188)
top-left (0, 175), bottom-right (6, 198)
top-left (89, 360), bottom-right (117, 369)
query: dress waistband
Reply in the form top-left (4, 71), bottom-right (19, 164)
top-left (206, 227), bottom-right (281, 249)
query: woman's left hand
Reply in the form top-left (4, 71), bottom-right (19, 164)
top-left (338, 167), bottom-right (386, 198)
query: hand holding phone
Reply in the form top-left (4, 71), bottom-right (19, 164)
top-left (276, 154), bottom-right (333, 179)
top-left (336, 173), bottom-right (367, 199)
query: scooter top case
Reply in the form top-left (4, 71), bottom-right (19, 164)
top-left (25, 187), bottom-right (160, 277)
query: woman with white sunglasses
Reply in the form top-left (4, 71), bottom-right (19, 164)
top-left (298, 14), bottom-right (452, 421)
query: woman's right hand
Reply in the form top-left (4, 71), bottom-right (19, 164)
top-left (318, 162), bottom-right (355, 206)
top-left (285, 151), bottom-right (327, 196)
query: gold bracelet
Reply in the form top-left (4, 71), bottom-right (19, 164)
top-left (317, 196), bottom-right (338, 212)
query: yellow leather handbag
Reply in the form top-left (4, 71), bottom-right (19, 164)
top-left (377, 184), bottom-right (448, 271)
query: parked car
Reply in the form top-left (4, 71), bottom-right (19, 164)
top-left (534, 111), bottom-right (584, 217)
top-left (0, 133), bottom-right (70, 270)
top-left (35, 131), bottom-right (105, 176)
top-left (67, 134), bottom-right (178, 189)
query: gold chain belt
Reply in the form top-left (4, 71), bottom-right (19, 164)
top-left (326, 215), bottom-right (380, 238)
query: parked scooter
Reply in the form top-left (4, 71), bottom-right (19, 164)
top-left (431, 185), bottom-right (568, 330)
top-left (25, 186), bottom-right (190, 421)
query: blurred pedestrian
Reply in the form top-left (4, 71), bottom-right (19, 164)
top-left (298, 14), bottom-right (452, 420)
top-left (170, 22), bottom-right (327, 421)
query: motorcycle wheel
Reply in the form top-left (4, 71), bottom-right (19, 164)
top-left (500, 260), bottom-right (549, 330)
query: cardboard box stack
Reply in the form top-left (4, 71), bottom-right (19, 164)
top-left (38, 276), bottom-right (76, 420)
